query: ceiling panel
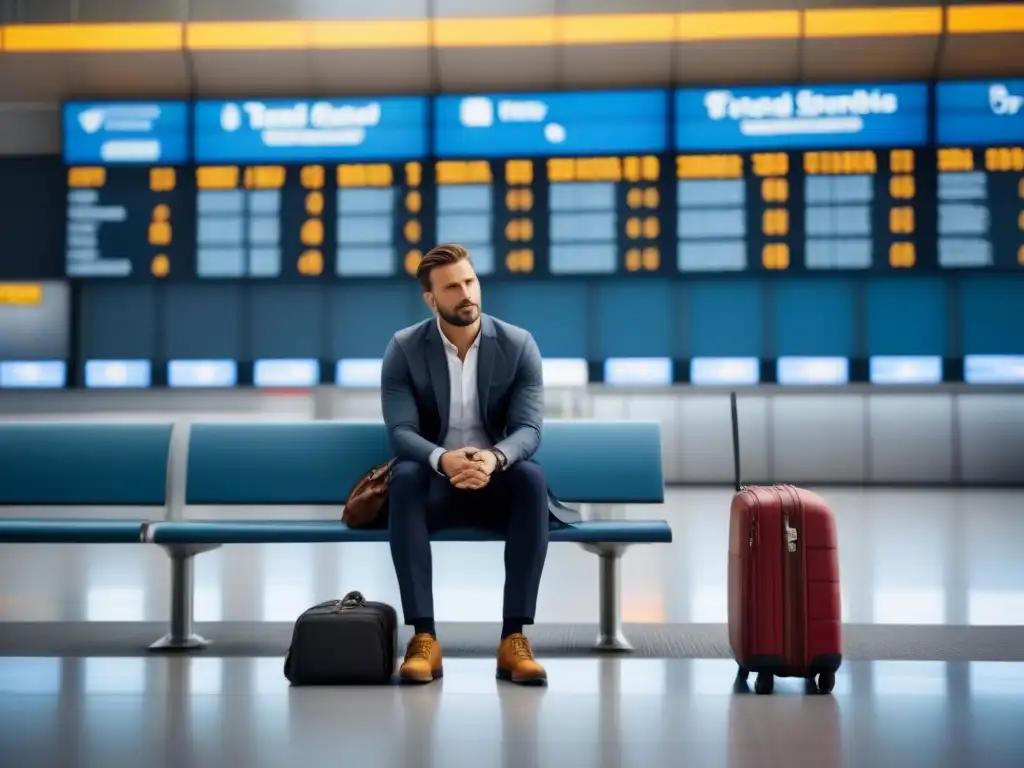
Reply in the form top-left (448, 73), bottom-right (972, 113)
top-left (0, 55), bottom-right (71, 101)
top-left (188, 0), bottom-right (428, 21)
top-left (312, 50), bottom-right (435, 95)
top-left (435, 0), bottom-right (554, 16)
top-left (0, 52), bottom-right (190, 101)
top-left (5, 0), bottom-right (72, 23)
top-left (673, 40), bottom-right (800, 85)
top-left (802, 37), bottom-right (941, 82)
top-left (939, 34), bottom-right (1024, 79)
top-left (435, 48), bottom-right (560, 93)
top-left (78, 0), bottom-right (187, 22)
top-left (63, 53), bottom-right (190, 99)
top-left (562, 0), bottom-right (679, 12)
top-left (0, 104), bottom-right (60, 154)
top-left (557, 44), bottom-right (674, 88)
top-left (189, 51), bottom-right (313, 98)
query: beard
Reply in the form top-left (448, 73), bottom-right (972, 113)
top-left (437, 301), bottom-right (479, 327)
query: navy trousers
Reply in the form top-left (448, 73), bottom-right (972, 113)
top-left (387, 459), bottom-right (551, 624)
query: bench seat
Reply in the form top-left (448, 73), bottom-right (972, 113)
top-left (0, 519), bottom-right (146, 544)
top-left (145, 519), bottom-right (673, 545)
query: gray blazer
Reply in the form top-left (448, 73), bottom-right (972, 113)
top-left (380, 314), bottom-right (579, 524)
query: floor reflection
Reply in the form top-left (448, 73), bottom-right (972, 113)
top-left (0, 658), bottom-right (1022, 768)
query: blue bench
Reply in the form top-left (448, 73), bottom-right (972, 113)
top-left (145, 419), bottom-right (670, 652)
top-left (0, 422), bottom-right (175, 543)
top-left (0, 418), bottom-right (670, 653)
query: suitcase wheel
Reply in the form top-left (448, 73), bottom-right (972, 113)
top-left (816, 670), bottom-right (835, 695)
top-left (736, 664), bottom-right (749, 683)
top-left (754, 672), bottom-right (774, 695)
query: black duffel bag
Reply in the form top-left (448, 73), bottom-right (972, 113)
top-left (283, 591), bottom-right (398, 685)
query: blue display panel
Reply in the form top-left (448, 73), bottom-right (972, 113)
top-left (194, 98), bottom-right (428, 163)
top-left (435, 90), bottom-right (667, 158)
top-left (63, 102), bottom-right (189, 165)
top-left (674, 84), bottom-right (928, 152)
top-left (191, 98), bottom-right (430, 280)
top-left (432, 90), bottom-right (668, 278)
top-left (63, 102), bottom-right (193, 280)
top-left (935, 81), bottom-right (1024, 271)
top-left (673, 83), bottom-right (936, 274)
top-left (936, 80), bottom-right (1024, 147)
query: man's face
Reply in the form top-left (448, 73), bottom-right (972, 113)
top-left (425, 258), bottom-right (481, 327)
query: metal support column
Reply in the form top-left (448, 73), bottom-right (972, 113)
top-left (581, 543), bottom-right (634, 652)
top-left (149, 543), bottom-right (218, 651)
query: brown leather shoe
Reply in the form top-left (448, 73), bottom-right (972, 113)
top-left (496, 633), bottom-right (547, 686)
top-left (399, 633), bottom-right (443, 684)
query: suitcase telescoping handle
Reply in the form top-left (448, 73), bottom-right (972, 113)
top-left (730, 391), bottom-right (742, 492)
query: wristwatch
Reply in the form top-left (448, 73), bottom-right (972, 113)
top-left (489, 448), bottom-right (508, 472)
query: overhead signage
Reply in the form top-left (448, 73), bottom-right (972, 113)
top-left (194, 98), bottom-right (428, 163)
top-left (434, 90), bottom-right (668, 157)
top-left (936, 80), bottom-right (1024, 146)
top-left (674, 84), bottom-right (929, 151)
top-left (63, 101), bottom-right (189, 165)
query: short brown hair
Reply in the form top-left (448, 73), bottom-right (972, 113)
top-left (416, 243), bottom-right (470, 291)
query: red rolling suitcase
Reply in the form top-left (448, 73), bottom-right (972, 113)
top-left (727, 392), bottom-right (842, 695)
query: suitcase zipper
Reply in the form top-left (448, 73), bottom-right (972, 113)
top-left (784, 513), bottom-right (798, 553)
top-left (780, 485), bottom-right (805, 674)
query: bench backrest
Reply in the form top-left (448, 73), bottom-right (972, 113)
top-left (185, 421), bottom-right (391, 505)
top-left (185, 420), bottom-right (663, 506)
top-left (0, 422), bottom-right (174, 506)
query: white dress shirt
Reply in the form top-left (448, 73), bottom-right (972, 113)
top-left (428, 318), bottom-right (492, 474)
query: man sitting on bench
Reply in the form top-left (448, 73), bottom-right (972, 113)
top-left (381, 242), bottom-right (574, 687)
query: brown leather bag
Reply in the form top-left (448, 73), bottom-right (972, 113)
top-left (342, 459), bottom-right (396, 528)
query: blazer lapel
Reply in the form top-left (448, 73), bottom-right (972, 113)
top-left (476, 315), bottom-right (498, 425)
top-left (425, 321), bottom-right (450, 437)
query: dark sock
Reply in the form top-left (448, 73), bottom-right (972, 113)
top-left (501, 618), bottom-right (526, 640)
top-left (412, 618), bottom-right (435, 638)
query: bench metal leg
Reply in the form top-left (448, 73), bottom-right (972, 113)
top-left (580, 543), bottom-right (634, 653)
top-left (595, 549), bottom-right (633, 652)
top-left (149, 544), bottom-right (218, 652)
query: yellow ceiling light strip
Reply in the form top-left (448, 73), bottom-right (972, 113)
top-left (947, 3), bottom-right (1024, 32)
top-left (3, 22), bottom-right (181, 52)
top-left (560, 13), bottom-right (676, 45)
top-left (434, 17), bottom-right (558, 47)
top-left (311, 19), bottom-right (430, 49)
top-left (805, 7), bottom-right (943, 37)
top-left (186, 21), bottom-right (310, 50)
top-left (0, 5), bottom-right (1021, 53)
top-left (677, 11), bottom-right (800, 41)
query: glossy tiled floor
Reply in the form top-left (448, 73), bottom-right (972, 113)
top-left (0, 656), bottom-right (1023, 768)
top-left (1, 488), bottom-right (1022, 626)
top-left (2, 488), bottom-right (1023, 767)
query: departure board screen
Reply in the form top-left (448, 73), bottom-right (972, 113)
top-left (193, 98), bottom-right (429, 279)
top-left (433, 91), bottom-right (669, 276)
top-left (673, 84), bottom-right (933, 272)
top-left (63, 102), bottom-right (191, 278)
top-left (935, 80), bottom-right (1024, 269)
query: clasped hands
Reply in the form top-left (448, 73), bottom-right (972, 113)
top-left (440, 447), bottom-right (497, 491)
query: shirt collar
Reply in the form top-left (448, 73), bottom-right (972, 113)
top-left (437, 317), bottom-right (481, 353)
